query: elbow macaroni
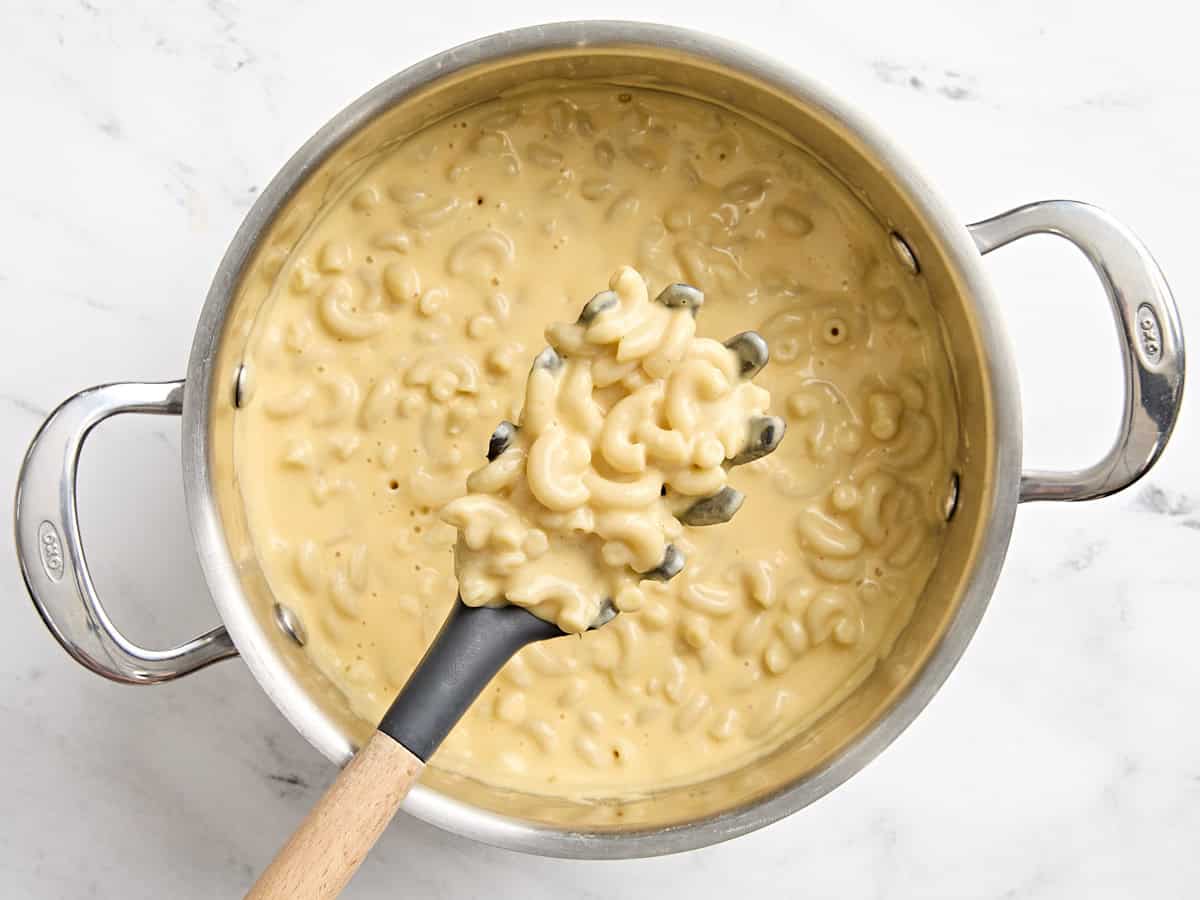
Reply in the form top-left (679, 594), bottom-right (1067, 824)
top-left (441, 266), bottom-right (771, 633)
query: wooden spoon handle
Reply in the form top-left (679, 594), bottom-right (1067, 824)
top-left (245, 732), bottom-right (423, 899)
top-left (247, 602), bottom-right (558, 898)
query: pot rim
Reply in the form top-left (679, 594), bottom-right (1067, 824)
top-left (181, 20), bottom-right (1022, 858)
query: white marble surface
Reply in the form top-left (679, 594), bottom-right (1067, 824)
top-left (1, 1), bottom-right (1197, 897)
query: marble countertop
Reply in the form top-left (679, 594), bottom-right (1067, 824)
top-left (2, 1), bottom-right (1196, 897)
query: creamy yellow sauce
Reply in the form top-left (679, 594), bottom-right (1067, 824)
top-left (235, 86), bottom-right (959, 797)
top-left (444, 264), bottom-right (773, 633)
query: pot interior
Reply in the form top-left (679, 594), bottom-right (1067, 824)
top-left (201, 27), bottom-right (1003, 849)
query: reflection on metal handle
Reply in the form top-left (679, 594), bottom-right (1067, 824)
top-left (969, 201), bottom-right (1185, 503)
top-left (13, 381), bottom-right (238, 683)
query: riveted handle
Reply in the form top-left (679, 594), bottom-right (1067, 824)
top-left (969, 201), bottom-right (1185, 502)
top-left (14, 380), bottom-right (238, 683)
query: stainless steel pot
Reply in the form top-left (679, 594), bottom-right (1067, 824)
top-left (14, 21), bottom-right (1185, 858)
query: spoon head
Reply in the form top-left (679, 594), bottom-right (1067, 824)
top-left (677, 486), bottom-right (746, 527)
top-left (724, 331), bottom-right (770, 379)
top-left (729, 415), bottom-right (786, 467)
top-left (655, 282), bottom-right (705, 314)
top-left (589, 596), bottom-right (619, 630)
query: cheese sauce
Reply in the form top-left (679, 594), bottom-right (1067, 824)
top-left (234, 86), bottom-right (959, 797)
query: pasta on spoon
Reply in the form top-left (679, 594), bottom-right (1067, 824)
top-left (442, 265), bottom-right (784, 631)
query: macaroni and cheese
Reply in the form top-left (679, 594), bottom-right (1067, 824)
top-left (234, 86), bottom-right (959, 796)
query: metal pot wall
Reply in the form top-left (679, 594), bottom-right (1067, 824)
top-left (13, 21), bottom-right (1185, 858)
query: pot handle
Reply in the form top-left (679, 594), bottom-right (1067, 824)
top-left (968, 200), bottom-right (1185, 503)
top-left (14, 380), bottom-right (238, 683)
